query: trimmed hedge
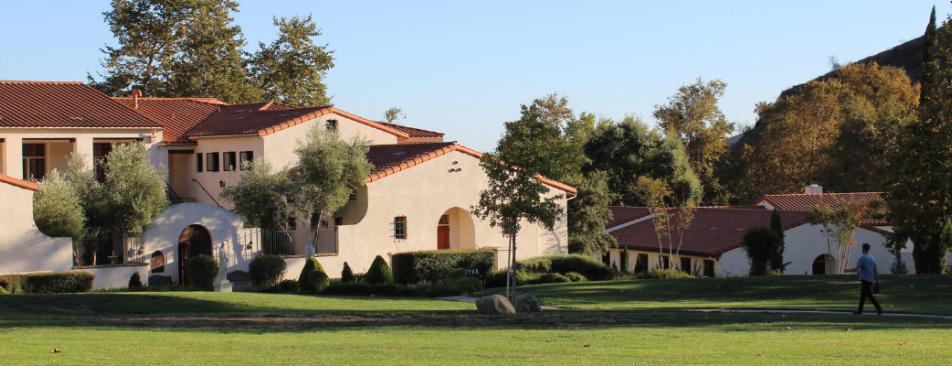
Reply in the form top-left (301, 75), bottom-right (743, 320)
top-left (364, 255), bottom-right (394, 284)
top-left (0, 272), bottom-right (95, 294)
top-left (391, 249), bottom-right (496, 284)
top-left (0, 285), bottom-right (9, 295)
top-left (249, 255), bottom-right (287, 290)
top-left (341, 262), bottom-right (356, 282)
top-left (320, 277), bottom-right (482, 297)
top-left (518, 254), bottom-right (613, 281)
top-left (308, 271), bottom-right (330, 291)
top-left (275, 279), bottom-right (299, 293)
top-left (185, 254), bottom-right (219, 289)
top-left (298, 257), bottom-right (325, 292)
top-left (638, 268), bottom-right (696, 280)
top-left (128, 270), bottom-right (143, 288)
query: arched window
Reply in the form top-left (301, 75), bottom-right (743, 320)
top-left (151, 251), bottom-right (165, 273)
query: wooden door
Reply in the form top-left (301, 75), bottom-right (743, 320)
top-left (437, 226), bottom-right (450, 249)
top-left (812, 256), bottom-right (826, 275)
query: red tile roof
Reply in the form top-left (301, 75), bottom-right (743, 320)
top-left (378, 122), bottom-right (444, 138)
top-left (0, 81), bottom-right (162, 129)
top-left (362, 142), bottom-right (577, 195)
top-left (606, 206), bottom-right (652, 229)
top-left (182, 105), bottom-right (411, 140)
top-left (0, 173), bottom-right (39, 191)
top-left (113, 98), bottom-right (222, 143)
top-left (608, 207), bottom-right (810, 257)
top-left (755, 192), bottom-right (888, 225)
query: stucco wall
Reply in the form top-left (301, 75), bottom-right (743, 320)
top-left (77, 264), bottom-right (149, 289)
top-left (330, 150), bottom-right (571, 276)
top-left (718, 224), bottom-right (909, 276)
top-left (0, 128), bottom-right (163, 179)
top-left (604, 248), bottom-right (720, 276)
top-left (0, 181), bottom-right (73, 275)
top-left (140, 203), bottom-right (253, 285)
top-left (182, 136), bottom-right (264, 207)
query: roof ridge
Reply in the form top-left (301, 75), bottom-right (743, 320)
top-left (763, 192), bottom-right (883, 196)
top-left (0, 80), bottom-right (84, 84)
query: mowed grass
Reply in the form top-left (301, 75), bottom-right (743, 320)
top-left (1, 275), bottom-right (951, 365)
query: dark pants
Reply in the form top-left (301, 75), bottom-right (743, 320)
top-left (857, 280), bottom-right (882, 313)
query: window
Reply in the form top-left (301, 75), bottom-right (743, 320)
top-left (394, 216), bottom-right (407, 239)
top-left (93, 143), bottom-right (112, 182)
top-left (661, 255), bottom-right (670, 270)
top-left (206, 152), bottom-right (219, 172)
top-left (335, 217), bottom-right (343, 226)
top-left (703, 260), bottom-right (715, 277)
top-left (22, 144), bottom-right (46, 180)
top-left (681, 257), bottom-right (692, 272)
top-left (438, 215), bottom-right (449, 225)
top-left (239, 151), bottom-right (253, 170)
top-left (326, 119), bottom-right (338, 131)
top-left (196, 153), bottom-right (203, 172)
top-left (636, 254), bottom-right (649, 273)
top-left (223, 152), bottom-right (236, 171)
top-left (151, 251), bottom-right (165, 273)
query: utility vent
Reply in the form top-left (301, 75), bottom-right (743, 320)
top-left (736, 228), bottom-right (744, 231)
top-left (68, 116), bottom-right (83, 120)
top-left (805, 184), bottom-right (823, 194)
top-left (235, 116), bottom-right (245, 120)
top-left (392, 152), bottom-right (405, 156)
top-left (279, 114), bottom-right (289, 117)
top-left (236, 109), bottom-right (246, 113)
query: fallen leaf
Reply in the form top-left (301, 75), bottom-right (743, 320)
top-left (897, 342), bottom-right (907, 346)
top-left (757, 353), bottom-right (765, 356)
top-left (786, 327), bottom-right (792, 330)
top-left (51, 349), bottom-right (61, 353)
top-left (846, 328), bottom-right (853, 332)
top-left (584, 344), bottom-right (591, 348)
top-left (704, 315), bottom-right (709, 319)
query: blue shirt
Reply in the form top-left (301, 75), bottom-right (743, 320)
top-left (856, 253), bottom-right (877, 282)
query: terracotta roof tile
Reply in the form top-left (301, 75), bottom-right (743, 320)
top-left (378, 122), bottom-right (445, 138)
top-left (0, 173), bottom-right (39, 191)
top-left (755, 192), bottom-right (888, 225)
top-left (113, 97), bottom-right (221, 143)
top-left (0, 81), bottom-right (162, 129)
top-left (608, 207), bottom-right (810, 257)
top-left (182, 106), bottom-right (411, 140)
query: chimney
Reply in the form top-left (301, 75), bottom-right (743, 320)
top-left (805, 184), bottom-right (823, 195)
top-left (131, 90), bottom-right (142, 109)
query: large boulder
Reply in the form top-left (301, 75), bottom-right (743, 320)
top-left (475, 295), bottom-right (516, 314)
top-left (514, 293), bottom-right (542, 313)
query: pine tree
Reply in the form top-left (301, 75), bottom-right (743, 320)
top-left (769, 209), bottom-right (786, 271)
top-left (620, 247), bottom-right (630, 273)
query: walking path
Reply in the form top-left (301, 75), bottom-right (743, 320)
top-left (684, 308), bottom-right (952, 320)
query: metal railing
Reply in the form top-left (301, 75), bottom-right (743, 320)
top-left (76, 233), bottom-right (144, 266)
top-left (260, 227), bottom-right (338, 256)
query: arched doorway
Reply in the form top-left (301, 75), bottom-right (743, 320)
top-left (812, 254), bottom-right (833, 275)
top-left (436, 208), bottom-right (476, 250)
top-left (178, 225), bottom-right (212, 286)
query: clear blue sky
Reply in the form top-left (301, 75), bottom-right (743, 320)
top-left (0, 1), bottom-right (946, 151)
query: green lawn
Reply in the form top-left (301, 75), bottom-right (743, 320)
top-left (1, 275), bottom-right (950, 365)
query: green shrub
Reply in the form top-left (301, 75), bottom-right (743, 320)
top-left (391, 249), bottom-right (496, 284)
top-left (485, 269), bottom-right (544, 287)
top-left (0, 286), bottom-right (9, 295)
top-left (531, 272), bottom-right (572, 284)
top-left (249, 255), bottom-right (287, 290)
top-left (308, 271), bottom-right (330, 291)
top-left (341, 262), bottom-right (356, 282)
top-left (364, 255), bottom-right (394, 284)
top-left (620, 247), bottom-right (630, 273)
top-left (0, 272), bottom-right (95, 294)
top-left (185, 254), bottom-right (219, 289)
top-left (298, 257), bottom-right (325, 292)
top-left (639, 268), bottom-right (696, 279)
top-left (518, 254), bottom-right (613, 281)
top-left (128, 270), bottom-right (143, 288)
top-left (564, 272), bottom-right (587, 282)
top-left (421, 277), bottom-right (484, 297)
top-left (612, 272), bottom-right (640, 280)
top-left (320, 277), bottom-right (483, 297)
top-left (270, 279), bottom-right (299, 293)
top-left (740, 226), bottom-right (780, 276)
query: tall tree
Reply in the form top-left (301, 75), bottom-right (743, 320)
top-left (220, 158), bottom-right (294, 232)
top-left (567, 171), bottom-right (617, 255)
top-left (768, 209), bottom-right (786, 271)
top-left (885, 7), bottom-right (952, 274)
top-left (291, 126), bottom-right (372, 247)
top-left (653, 78), bottom-right (734, 205)
top-left (584, 115), bottom-right (702, 206)
top-left (248, 14), bottom-right (335, 106)
top-left (735, 62), bottom-right (918, 203)
top-left (91, 0), bottom-right (257, 102)
top-left (471, 104), bottom-right (565, 300)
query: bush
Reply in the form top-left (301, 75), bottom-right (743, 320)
top-left (421, 277), bottom-right (484, 297)
top-left (298, 257), bottom-right (325, 292)
top-left (391, 249), bottom-right (496, 284)
top-left (308, 271), bottom-right (330, 291)
top-left (268, 279), bottom-right (299, 293)
top-left (532, 273), bottom-right (572, 284)
top-left (564, 272), bottom-right (587, 282)
top-left (620, 247), bottom-right (630, 273)
top-left (249, 255), bottom-right (287, 290)
top-left (128, 270), bottom-right (143, 288)
top-left (638, 268), bottom-right (696, 280)
top-left (740, 227), bottom-right (780, 276)
top-left (91, 283), bottom-right (199, 293)
top-left (518, 254), bottom-right (613, 281)
top-left (341, 262), bottom-right (356, 282)
top-left (0, 286), bottom-right (9, 295)
top-left (364, 255), bottom-right (393, 284)
top-left (0, 272), bottom-right (95, 293)
top-left (185, 254), bottom-right (219, 289)
top-left (320, 277), bottom-right (483, 297)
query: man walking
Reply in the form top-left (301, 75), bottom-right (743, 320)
top-left (844, 243), bottom-right (883, 315)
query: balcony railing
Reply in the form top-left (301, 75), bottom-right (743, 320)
top-left (76, 233), bottom-right (144, 266)
top-left (260, 227), bottom-right (338, 257)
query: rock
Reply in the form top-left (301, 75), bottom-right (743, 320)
top-left (148, 275), bottom-right (172, 287)
top-left (475, 295), bottom-right (516, 314)
top-left (514, 293), bottom-right (542, 313)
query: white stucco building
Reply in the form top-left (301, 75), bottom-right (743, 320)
top-left (0, 80), bottom-right (575, 288)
